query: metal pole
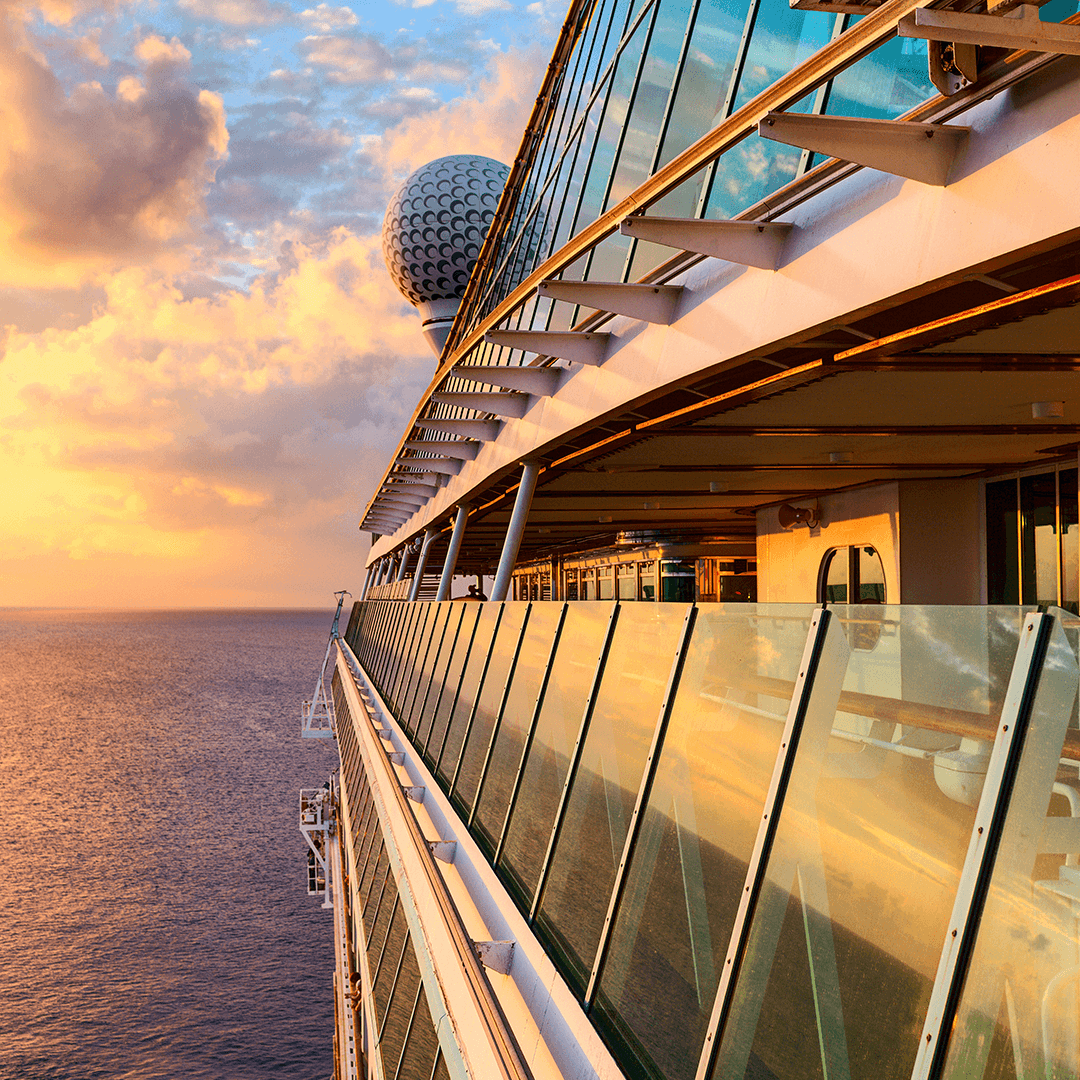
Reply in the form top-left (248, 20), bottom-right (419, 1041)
top-left (436, 505), bottom-right (470, 601)
top-left (395, 547), bottom-right (412, 583)
top-left (359, 565), bottom-right (374, 600)
top-left (374, 557), bottom-right (390, 588)
top-left (408, 526), bottom-right (440, 602)
top-left (491, 461), bottom-right (541, 602)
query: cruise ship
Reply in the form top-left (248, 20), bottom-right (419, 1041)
top-left (299, 0), bottom-right (1080, 1076)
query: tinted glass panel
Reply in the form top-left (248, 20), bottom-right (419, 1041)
top-left (710, 606), bottom-right (1030, 1080)
top-left (941, 610), bottom-right (1079, 1080)
top-left (396, 985), bottom-right (441, 1080)
top-left (373, 903), bottom-right (409, 1030)
top-left (380, 938), bottom-right (422, 1077)
top-left (1021, 472), bottom-right (1058, 606)
top-left (436, 604), bottom-right (503, 787)
top-left (472, 603), bottom-right (566, 851)
top-left (424, 605), bottom-right (482, 767)
top-left (415, 605), bottom-right (467, 750)
top-left (536, 603), bottom-right (689, 989)
top-left (404, 604), bottom-right (452, 735)
top-left (592, 605), bottom-right (814, 1080)
top-left (452, 604), bottom-right (531, 815)
top-left (499, 603), bottom-right (615, 906)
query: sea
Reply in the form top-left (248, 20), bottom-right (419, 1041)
top-left (0, 608), bottom-right (340, 1080)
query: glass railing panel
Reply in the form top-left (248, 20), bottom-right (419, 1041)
top-left (472, 602), bottom-right (567, 853)
top-left (940, 607), bottom-right (1080, 1080)
top-left (591, 604), bottom-right (817, 1080)
top-left (654, 0), bottom-right (747, 172)
top-left (452, 603), bottom-right (532, 817)
top-left (535, 602), bottom-right (690, 991)
top-left (436, 603), bottom-right (504, 788)
top-left (384, 603), bottom-right (421, 711)
top-left (709, 605), bottom-right (1033, 1080)
top-left (498, 603), bottom-right (616, 906)
top-left (414, 604), bottom-right (467, 751)
top-left (398, 603), bottom-right (436, 728)
top-left (423, 605), bottom-right (483, 768)
top-left (604, 0), bottom-right (696, 211)
top-left (403, 603), bottom-right (452, 736)
top-left (822, 33), bottom-right (931, 124)
top-left (379, 936), bottom-right (422, 1076)
top-left (703, 126), bottom-right (808, 221)
top-left (372, 900), bottom-right (408, 1015)
top-left (396, 985), bottom-right (440, 1080)
top-left (389, 603), bottom-right (430, 716)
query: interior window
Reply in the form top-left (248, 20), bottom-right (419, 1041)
top-left (818, 546), bottom-right (886, 604)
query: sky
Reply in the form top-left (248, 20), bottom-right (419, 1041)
top-left (0, 0), bottom-right (557, 608)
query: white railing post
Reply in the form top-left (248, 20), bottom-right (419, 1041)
top-left (408, 526), bottom-right (440, 602)
top-left (436, 505), bottom-right (470, 601)
top-left (491, 461), bottom-right (540, 602)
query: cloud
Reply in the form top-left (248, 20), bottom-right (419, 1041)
top-left (299, 4), bottom-right (358, 32)
top-left (0, 17), bottom-right (227, 287)
top-left (135, 34), bottom-right (192, 65)
top-left (298, 32), bottom-right (398, 84)
top-left (454, 0), bottom-right (511, 13)
top-left (177, 0), bottom-right (291, 27)
top-left (0, 232), bottom-right (431, 605)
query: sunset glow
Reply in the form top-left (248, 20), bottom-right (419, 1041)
top-left (0, 0), bottom-right (549, 607)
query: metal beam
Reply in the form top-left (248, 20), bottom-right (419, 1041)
top-left (661, 424), bottom-right (1080, 437)
top-left (402, 440), bottom-right (480, 461)
top-left (415, 418), bottom-right (502, 441)
top-left (387, 479), bottom-right (441, 496)
top-left (436, 505), bottom-right (470, 602)
top-left (537, 280), bottom-right (683, 324)
top-left (619, 217), bottom-right (794, 270)
top-left (759, 113), bottom-right (970, 186)
top-left (490, 462), bottom-right (542, 602)
top-left (430, 392), bottom-right (530, 419)
top-left (394, 455), bottom-right (462, 476)
top-left (898, 6), bottom-right (1080, 55)
top-left (484, 330), bottom-right (611, 366)
top-left (451, 364), bottom-right (564, 396)
top-left (395, 547), bottom-right (412, 583)
top-left (377, 492), bottom-right (428, 507)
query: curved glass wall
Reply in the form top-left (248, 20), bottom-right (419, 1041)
top-left (447, 0), bottom-right (950, 357)
top-left (345, 600), bottom-right (1080, 1080)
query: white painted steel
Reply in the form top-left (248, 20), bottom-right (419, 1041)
top-left (490, 461), bottom-right (541, 601)
top-left (483, 330), bottom-right (611, 365)
top-left (450, 364), bottom-right (564, 396)
top-left (758, 113), bottom-right (970, 186)
top-left (537, 280), bottom-right (683, 324)
top-left (408, 526), bottom-right (440, 601)
top-left (367, 69), bottom-right (1080, 563)
top-left (898, 6), bottom-right (1080, 54)
top-left (416, 418), bottom-right (503, 440)
top-left (436, 505), bottom-right (470, 601)
top-left (430, 392), bottom-right (530, 419)
top-left (619, 217), bottom-right (794, 269)
top-left (402, 440), bottom-right (480, 461)
top-left (336, 641), bottom-right (626, 1080)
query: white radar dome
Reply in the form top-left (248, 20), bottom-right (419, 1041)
top-left (382, 154), bottom-right (510, 357)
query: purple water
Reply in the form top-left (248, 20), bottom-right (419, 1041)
top-left (0, 609), bottom-right (338, 1079)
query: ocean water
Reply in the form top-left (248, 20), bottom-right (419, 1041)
top-left (0, 609), bottom-right (340, 1080)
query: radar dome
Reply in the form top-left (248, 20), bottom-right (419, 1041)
top-left (382, 154), bottom-right (510, 357)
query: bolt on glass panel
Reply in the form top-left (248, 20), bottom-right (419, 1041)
top-left (498, 603), bottom-right (616, 908)
top-left (535, 602), bottom-right (690, 991)
top-left (590, 604), bottom-right (817, 1080)
top-left (436, 604), bottom-right (504, 788)
top-left (451, 603), bottom-right (532, 817)
top-left (708, 606), bottom-right (1032, 1080)
top-left (938, 609), bottom-right (1080, 1080)
top-left (472, 602), bottom-right (567, 853)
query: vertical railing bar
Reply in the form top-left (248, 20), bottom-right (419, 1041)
top-left (529, 601), bottom-right (622, 923)
top-left (385, 602), bottom-right (418, 707)
top-left (494, 603), bottom-right (570, 865)
top-left (693, 606), bottom-right (835, 1080)
top-left (584, 603), bottom-right (698, 1006)
top-left (913, 611), bottom-right (1054, 1080)
top-left (432, 606), bottom-right (485, 775)
top-left (467, 603), bottom-right (535, 827)
top-left (449, 603), bottom-right (507, 800)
